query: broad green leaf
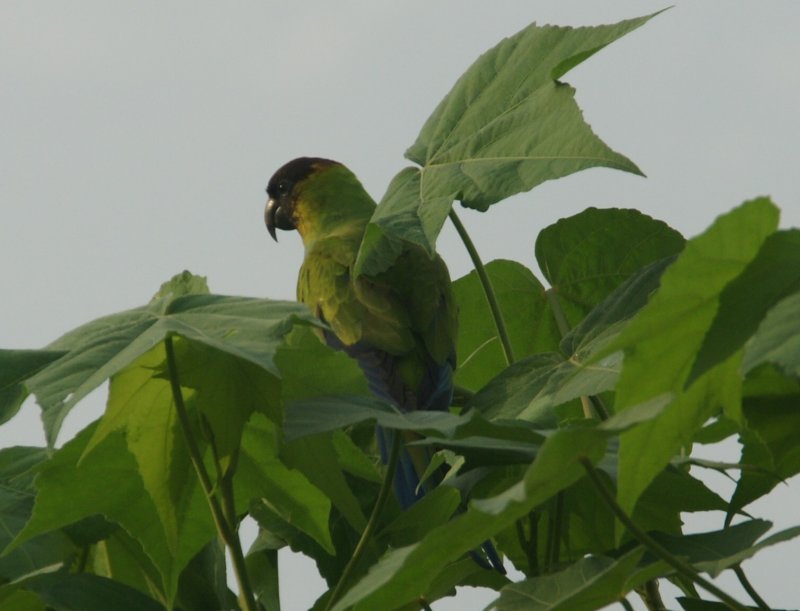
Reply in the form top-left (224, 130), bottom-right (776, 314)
top-left (536, 208), bottom-right (684, 329)
top-left (275, 326), bottom-right (368, 402)
top-left (174, 539), bottom-right (236, 611)
top-left (331, 425), bottom-right (609, 611)
top-left (92, 528), bottom-right (166, 606)
top-left (331, 401), bottom-right (663, 611)
top-left (452, 260), bottom-right (560, 391)
top-left (608, 198), bottom-right (779, 517)
top-left (25, 276), bottom-right (315, 446)
top-left (281, 434), bottom-right (369, 532)
top-left (691, 229), bottom-right (800, 383)
top-left (236, 414), bottom-right (335, 554)
top-left (84, 341), bottom-right (225, 577)
top-left (14, 573), bottom-right (164, 611)
top-left (489, 548), bottom-right (645, 611)
top-left (467, 341), bottom-right (620, 424)
top-left (742, 291), bottom-right (800, 378)
top-left (0, 349), bottom-right (65, 425)
top-left (14, 425), bottom-right (213, 604)
top-left (355, 14), bottom-right (658, 272)
top-left (730, 380), bottom-right (800, 514)
top-left (0, 447), bottom-right (75, 583)
top-left (645, 519), bottom-right (798, 578)
top-left (245, 534), bottom-right (281, 611)
top-left (283, 394), bottom-right (545, 452)
top-left (379, 486), bottom-right (461, 547)
top-left (560, 256), bottom-right (677, 356)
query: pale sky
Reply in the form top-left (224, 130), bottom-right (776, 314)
top-left (2, 2), bottom-right (798, 609)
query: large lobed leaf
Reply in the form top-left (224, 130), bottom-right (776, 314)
top-left (23, 271), bottom-right (316, 446)
top-left (607, 198), bottom-right (780, 518)
top-left (355, 13), bottom-right (659, 274)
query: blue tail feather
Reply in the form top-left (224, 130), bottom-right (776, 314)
top-left (323, 330), bottom-right (504, 573)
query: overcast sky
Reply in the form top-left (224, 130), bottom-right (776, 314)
top-left (2, 2), bottom-right (798, 609)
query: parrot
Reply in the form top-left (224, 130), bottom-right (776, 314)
top-left (265, 157), bottom-right (503, 573)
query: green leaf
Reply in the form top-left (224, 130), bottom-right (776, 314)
top-left (15, 573), bottom-right (165, 611)
top-left (331, 401), bottom-right (664, 611)
top-left (0, 350), bottom-right (66, 425)
top-left (607, 198), bottom-right (779, 517)
top-left (14, 425), bottom-right (212, 604)
top-left (647, 519), bottom-right (799, 579)
top-left (24, 270), bottom-right (315, 445)
top-left (731, 380), bottom-right (800, 514)
top-left (452, 260), bottom-right (560, 391)
top-left (0, 447), bottom-right (75, 583)
top-left (742, 291), bottom-right (800, 378)
top-left (536, 208), bottom-right (684, 329)
top-left (237, 414), bottom-right (335, 554)
top-left (691, 229), bottom-right (800, 383)
top-left (283, 395), bottom-right (545, 453)
top-left (331, 426), bottom-right (608, 610)
top-left (407, 18), bottom-right (651, 208)
top-left (489, 548), bottom-right (645, 611)
top-left (355, 14), bottom-right (659, 272)
top-left (379, 486), bottom-right (461, 547)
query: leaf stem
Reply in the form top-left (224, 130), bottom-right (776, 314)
top-left (449, 208), bottom-right (516, 365)
top-left (164, 336), bottom-right (259, 611)
top-left (578, 457), bottom-right (749, 611)
top-left (733, 565), bottom-right (770, 610)
top-left (324, 431), bottom-right (402, 611)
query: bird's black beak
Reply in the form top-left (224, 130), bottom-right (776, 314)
top-left (265, 198), bottom-right (295, 241)
top-left (265, 198), bottom-right (280, 241)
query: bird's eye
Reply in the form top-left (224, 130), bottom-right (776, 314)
top-left (277, 180), bottom-right (290, 195)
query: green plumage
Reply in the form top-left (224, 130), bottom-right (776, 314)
top-left (267, 158), bottom-right (457, 398)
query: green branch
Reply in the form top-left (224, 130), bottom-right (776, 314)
top-left (449, 207), bottom-right (516, 365)
top-left (579, 457), bottom-right (749, 611)
top-left (165, 336), bottom-right (260, 611)
top-left (325, 432), bottom-right (402, 610)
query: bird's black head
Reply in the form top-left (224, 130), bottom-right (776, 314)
top-left (265, 157), bottom-right (340, 241)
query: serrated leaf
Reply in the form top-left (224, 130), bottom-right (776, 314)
top-left (488, 548), bottom-right (645, 611)
top-left (452, 260), bottom-right (560, 391)
top-left (407, 18), bottom-right (651, 208)
top-left (536, 208), bottom-right (684, 329)
top-left (691, 229), bottom-right (800, 383)
top-left (25, 276), bottom-right (315, 446)
top-left (355, 14), bottom-right (659, 273)
top-left (606, 198), bottom-right (779, 518)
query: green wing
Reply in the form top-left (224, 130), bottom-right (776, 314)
top-left (298, 235), bottom-right (457, 370)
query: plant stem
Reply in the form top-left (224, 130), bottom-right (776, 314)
top-left (325, 432), bottom-right (402, 611)
top-left (578, 457), bottom-right (749, 611)
top-left (164, 336), bottom-right (259, 611)
top-left (449, 208), bottom-right (516, 365)
top-left (619, 598), bottom-right (635, 611)
top-left (733, 565), bottom-right (770, 610)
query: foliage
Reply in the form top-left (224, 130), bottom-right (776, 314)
top-left (2, 11), bottom-right (799, 611)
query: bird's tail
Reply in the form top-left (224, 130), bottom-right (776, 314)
top-left (375, 425), bottom-right (506, 574)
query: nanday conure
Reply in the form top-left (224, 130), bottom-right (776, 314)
top-left (265, 157), bottom-right (503, 572)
